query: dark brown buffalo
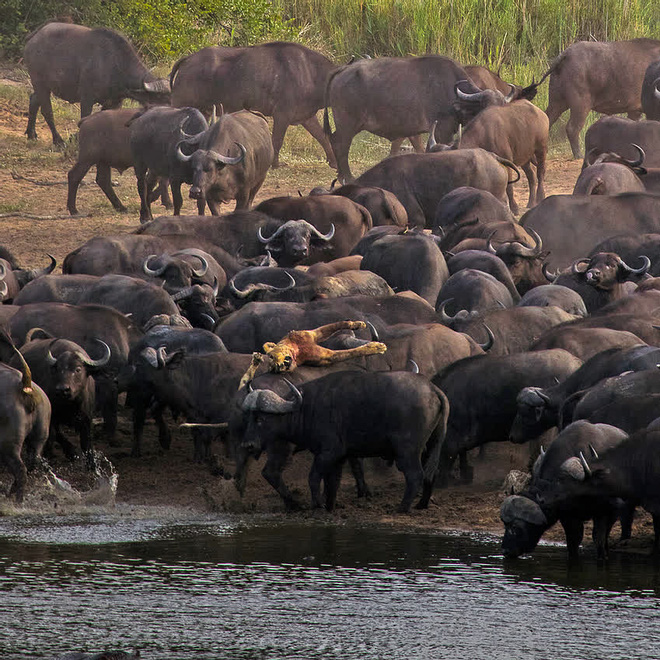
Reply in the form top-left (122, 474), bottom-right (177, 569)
top-left (432, 187), bottom-right (515, 236)
top-left (14, 274), bottom-right (100, 306)
top-left (527, 39), bottom-right (660, 158)
top-left (446, 251), bottom-right (520, 302)
top-left (432, 349), bottom-right (583, 484)
top-left (14, 337), bottom-right (110, 459)
top-left (428, 99), bottom-right (548, 213)
top-left (174, 110), bottom-right (273, 213)
top-left (518, 285), bottom-right (588, 317)
top-left (583, 117), bottom-right (660, 168)
top-left (323, 55), bottom-right (471, 181)
top-left (68, 108), bottom-right (169, 216)
top-left (8, 303), bottom-right (143, 442)
top-left (554, 252), bottom-right (650, 313)
top-left (255, 195), bottom-right (372, 266)
top-left (436, 269), bottom-right (514, 317)
top-left (170, 42), bottom-right (337, 168)
top-left (128, 106), bottom-right (209, 223)
top-left (360, 232), bottom-right (448, 305)
top-left (354, 149), bottom-right (516, 228)
top-left (215, 295), bottom-right (439, 353)
top-left (530, 327), bottom-right (647, 361)
top-left (62, 234), bottom-right (242, 280)
top-left (24, 22), bottom-right (170, 146)
top-left (573, 163), bottom-right (646, 195)
top-left (590, 233), bottom-right (660, 276)
top-left (444, 306), bottom-right (575, 356)
top-left (0, 333), bottom-right (50, 503)
top-left (642, 58), bottom-right (660, 120)
top-left (312, 183), bottom-right (409, 227)
top-left (141, 248), bottom-right (226, 294)
top-left (520, 193), bottom-right (660, 268)
top-left (135, 211), bottom-right (283, 264)
top-left (439, 218), bottom-right (532, 253)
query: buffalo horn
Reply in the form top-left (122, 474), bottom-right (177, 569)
top-left (143, 78), bottom-right (171, 93)
top-left (486, 230), bottom-right (499, 255)
top-left (208, 142), bottom-right (247, 166)
top-left (572, 258), bottom-right (590, 276)
top-left (502, 228), bottom-right (544, 258)
top-left (0, 261), bottom-right (6, 279)
top-left (540, 445), bottom-right (546, 456)
top-left (365, 320), bottom-right (380, 341)
top-left (143, 254), bottom-right (170, 277)
top-left (45, 340), bottom-right (58, 366)
top-left (79, 339), bottom-right (112, 368)
top-left (173, 249), bottom-right (209, 278)
top-left (229, 271), bottom-right (297, 298)
top-left (310, 223), bottom-right (335, 242)
top-left (589, 444), bottom-right (599, 459)
top-left (211, 276), bottom-right (220, 298)
top-left (426, 120), bottom-right (438, 152)
top-left (477, 324), bottom-right (495, 351)
top-left (175, 141), bottom-right (195, 162)
top-left (585, 147), bottom-right (600, 167)
top-left (409, 359), bottom-right (420, 374)
top-left (258, 224), bottom-right (287, 244)
top-left (618, 255), bottom-right (651, 275)
top-left (626, 143), bottom-right (646, 168)
top-left (0, 280), bottom-right (8, 298)
top-left (21, 254), bottom-right (57, 283)
top-left (654, 78), bottom-right (660, 101)
top-left (504, 84), bottom-right (517, 102)
top-left (171, 285), bottom-right (195, 302)
top-left (438, 298), bottom-right (457, 325)
top-left (542, 263), bottom-right (558, 282)
top-left (455, 80), bottom-right (483, 100)
top-left (578, 451), bottom-right (592, 477)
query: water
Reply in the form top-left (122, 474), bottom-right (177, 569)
top-left (1, 510), bottom-right (660, 659)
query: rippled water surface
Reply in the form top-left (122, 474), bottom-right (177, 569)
top-left (1, 509), bottom-right (660, 659)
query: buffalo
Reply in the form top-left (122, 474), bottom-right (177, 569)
top-left (24, 22), bottom-right (170, 146)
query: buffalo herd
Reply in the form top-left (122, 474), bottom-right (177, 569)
top-left (9, 20), bottom-right (660, 559)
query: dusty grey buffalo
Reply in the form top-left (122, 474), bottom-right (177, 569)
top-left (527, 39), bottom-right (660, 158)
top-left (428, 98), bottom-right (549, 213)
top-left (170, 42), bottom-right (336, 168)
top-left (642, 58), bottom-right (660, 120)
top-left (583, 117), bottom-right (660, 168)
top-left (574, 149), bottom-right (647, 196)
top-left (175, 109), bottom-right (273, 213)
top-left (128, 106), bottom-right (209, 223)
top-left (520, 193), bottom-right (660, 268)
top-left (67, 108), bottom-right (169, 216)
top-left (0, 332), bottom-right (51, 503)
top-left (323, 55), bottom-right (470, 181)
top-left (354, 149), bottom-right (517, 228)
top-left (24, 22), bottom-right (170, 146)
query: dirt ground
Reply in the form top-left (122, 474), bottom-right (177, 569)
top-left (0, 72), bottom-right (652, 552)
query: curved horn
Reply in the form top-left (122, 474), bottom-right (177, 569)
top-left (654, 78), bottom-right (660, 101)
top-left (455, 80), bottom-right (483, 100)
top-left (589, 444), bottom-right (599, 459)
top-left (257, 224), bottom-right (287, 244)
top-left (626, 143), bottom-right (645, 168)
top-left (0, 280), bottom-right (8, 298)
top-left (25, 327), bottom-right (52, 342)
top-left (618, 254), bottom-right (651, 275)
top-left (179, 114), bottom-right (206, 142)
top-left (438, 298), bottom-right (457, 325)
top-left (175, 140), bottom-right (195, 163)
top-left (426, 120), bottom-right (438, 152)
top-left (487, 230), bottom-right (499, 254)
top-left (365, 320), bottom-right (380, 341)
top-left (542, 263), bottom-right (558, 282)
top-left (208, 142), bottom-right (247, 166)
top-left (171, 285), bottom-right (195, 302)
top-left (190, 254), bottom-right (208, 278)
top-left (572, 258), bottom-right (591, 276)
top-left (143, 79), bottom-right (170, 93)
top-left (504, 83), bottom-right (517, 102)
top-left (229, 271), bottom-right (296, 298)
top-left (143, 254), bottom-right (170, 277)
top-left (22, 254), bottom-right (57, 283)
top-left (78, 339), bottom-right (112, 368)
top-left (310, 223), bottom-right (335, 242)
top-left (476, 324), bottom-right (495, 351)
top-left (578, 451), bottom-right (592, 477)
top-left (585, 147), bottom-right (600, 167)
top-left (501, 228), bottom-right (544, 258)
top-left (283, 378), bottom-right (303, 409)
top-left (0, 261), bottom-right (7, 279)
top-left (173, 249), bottom-right (210, 278)
top-left (45, 340), bottom-right (58, 366)
top-left (409, 359), bottom-right (420, 374)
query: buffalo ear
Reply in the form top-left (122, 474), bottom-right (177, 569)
top-left (263, 342), bottom-right (277, 353)
top-left (165, 348), bottom-right (186, 369)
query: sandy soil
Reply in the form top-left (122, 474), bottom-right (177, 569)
top-left (0, 73), bottom-right (652, 553)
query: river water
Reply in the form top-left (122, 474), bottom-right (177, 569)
top-left (1, 508), bottom-right (659, 659)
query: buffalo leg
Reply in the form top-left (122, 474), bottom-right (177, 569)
top-left (348, 456), bottom-right (370, 498)
top-left (234, 190), bottom-right (250, 211)
top-left (96, 378), bottom-right (118, 445)
top-left (560, 517), bottom-right (584, 558)
top-left (96, 163), bottom-right (127, 213)
top-left (53, 423), bottom-right (78, 461)
top-left (522, 161), bottom-right (537, 208)
top-left (39, 91), bottom-right (65, 147)
top-left (409, 134), bottom-right (425, 153)
top-left (262, 442), bottom-right (300, 510)
top-left (270, 115), bottom-right (290, 168)
top-left (135, 165), bottom-right (153, 224)
top-left (77, 414), bottom-right (93, 454)
top-left (618, 501), bottom-right (636, 541)
top-left (566, 105), bottom-right (589, 160)
top-left (458, 451), bottom-right (473, 484)
top-left (389, 138), bottom-right (405, 156)
top-left (196, 198), bottom-right (206, 215)
top-left (158, 178), bottom-right (172, 209)
top-left (207, 199), bottom-right (223, 216)
top-left (627, 111), bottom-right (642, 120)
top-left (328, 123), bottom-right (356, 183)
top-left (67, 160), bottom-right (93, 215)
top-left (171, 180), bottom-right (184, 216)
top-left (505, 183), bottom-right (519, 216)
top-left (534, 148), bottom-right (546, 206)
top-left (396, 455), bottom-right (423, 513)
top-left (153, 403), bottom-right (171, 450)
top-left (26, 91), bottom-right (40, 140)
top-left (309, 452), bottom-right (343, 511)
top-left (323, 462), bottom-right (344, 512)
top-left (300, 114), bottom-right (337, 169)
top-left (592, 511), bottom-right (616, 560)
top-left (0, 444), bottom-right (27, 503)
